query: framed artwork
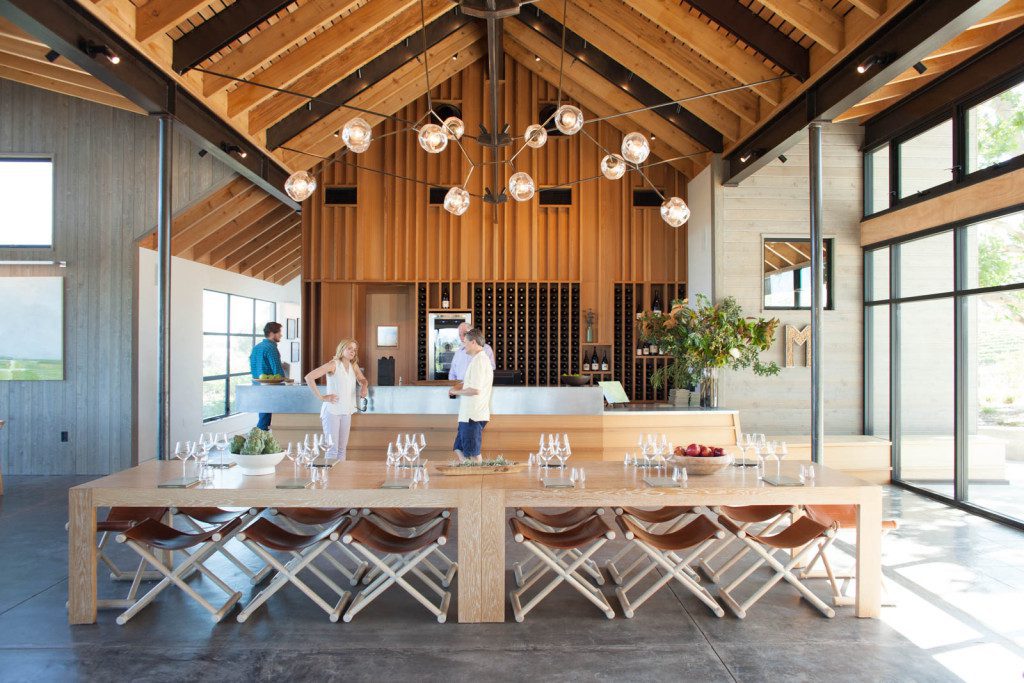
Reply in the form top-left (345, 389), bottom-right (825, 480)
top-left (0, 276), bottom-right (64, 380)
top-left (285, 318), bottom-right (297, 339)
top-left (290, 341), bottom-right (300, 363)
top-left (377, 325), bottom-right (399, 347)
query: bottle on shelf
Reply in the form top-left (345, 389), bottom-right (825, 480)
top-left (648, 339), bottom-right (658, 355)
top-left (591, 347), bottom-right (599, 370)
top-left (636, 298), bottom-right (643, 320)
top-left (600, 352), bottom-right (609, 372)
top-left (637, 338), bottom-right (645, 357)
top-left (441, 285), bottom-right (450, 310)
top-left (652, 289), bottom-right (662, 314)
top-left (583, 350), bottom-right (591, 372)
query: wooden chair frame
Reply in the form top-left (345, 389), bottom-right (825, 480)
top-left (698, 505), bottom-right (799, 584)
top-left (512, 508), bottom-right (605, 589)
top-left (606, 507), bottom-right (700, 587)
top-left (269, 508), bottom-right (367, 587)
top-left (358, 508), bottom-right (456, 589)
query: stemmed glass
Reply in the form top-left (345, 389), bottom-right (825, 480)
top-left (322, 432), bottom-right (335, 460)
top-left (174, 441), bottom-right (188, 477)
top-left (215, 432), bottom-right (229, 466)
top-left (284, 443), bottom-right (298, 477)
top-left (198, 435), bottom-right (213, 483)
top-left (555, 441), bottom-right (570, 470)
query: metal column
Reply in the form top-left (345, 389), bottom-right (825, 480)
top-left (809, 121), bottom-right (824, 464)
top-left (156, 116), bottom-right (173, 460)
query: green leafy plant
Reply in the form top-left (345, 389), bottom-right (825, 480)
top-left (445, 456), bottom-right (513, 467)
top-left (237, 427), bottom-right (282, 455)
top-left (229, 435), bottom-right (246, 454)
top-left (639, 294), bottom-right (781, 390)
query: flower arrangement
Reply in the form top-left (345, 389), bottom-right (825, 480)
top-left (229, 427), bottom-right (282, 455)
top-left (639, 294), bottom-right (780, 406)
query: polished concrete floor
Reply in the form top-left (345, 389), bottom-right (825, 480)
top-left (0, 476), bottom-right (1022, 682)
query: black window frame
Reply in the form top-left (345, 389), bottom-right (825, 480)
top-left (202, 290), bottom-right (276, 422)
top-left (762, 237), bottom-right (834, 311)
top-left (0, 155), bottom-right (56, 249)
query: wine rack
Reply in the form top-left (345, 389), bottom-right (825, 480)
top-left (416, 283), bottom-right (428, 380)
top-left (613, 282), bottom-right (686, 402)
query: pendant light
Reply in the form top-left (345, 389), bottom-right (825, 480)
top-left (554, 104), bottom-right (584, 135)
top-left (621, 132), bottom-right (650, 164)
top-left (524, 123), bottom-right (548, 149)
top-left (443, 186), bottom-right (471, 216)
top-left (341, 117), bottom-right (372, 153)
top-left (600, 153), bottom-right (627, 180)
top-left (660, 196), bottom-right (690, 227)
top-left (443, 116), bottom-right (465, 140)
top-left (508, 171), bottom-right (536, 201)
top-left (284, 171), bottom-right (317, 202)
top-left (418, 123), bottom-right (449, 153)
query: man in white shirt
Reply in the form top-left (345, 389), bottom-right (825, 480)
top-left (448, 328), bottom-right (494, 461)
top-left (448, 322), bottom-right (495, 381)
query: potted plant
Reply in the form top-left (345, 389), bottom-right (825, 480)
top-left (639, 294), bottom-right (780, 408)
top-left (228, 427), bottom-right (285, 475)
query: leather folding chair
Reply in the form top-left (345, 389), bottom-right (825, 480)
top-left (512, 507), bottom-right (605, 588)
top-left (342, 514), bottom-right (453, 623)
top-left (606, 506), bottom-right (698, 587)
top-left (236, 516), bottom-right (353, 623)
top-left (698, 505), bottom-right (799, 584)
top-left (358, 508), bottom-right (457, 588)
top-left (715, 508), bottom-right (839, 619)
top-left (113, 516), bottom-right (246, 624)
top-left (173, 507), bottom-right (262, 583)
top-left (269, 508), bottom-right (367, 587)
top-left (509, 515), bottom-right (617, 621)
top-left (614, 512), bottom-right (725, 618)
top-left (800, 504), bottom-right (898, 607)
top-left (76, 507), bottom-right (168, 610)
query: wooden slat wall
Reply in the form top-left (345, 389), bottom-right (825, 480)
top-left (0, 79), bottom-right (234, 475)
top-left (302, 58), bottom-right (687, 363)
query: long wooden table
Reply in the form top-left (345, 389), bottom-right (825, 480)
top-left (68, 460), bottom-right (882, 624)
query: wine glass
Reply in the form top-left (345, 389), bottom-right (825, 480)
top-left (562, 433), bottom-right (571, 454)
top-left (417, 432), bottom-right (427, 450)
top-left (285, 443), bottom-right (298, 477)
top-left (386, 442), bottom-right (396, 468)
top-left (174, 441), bottom-right (188, 477)
top-left (555, 442), bottom-right (570, 470)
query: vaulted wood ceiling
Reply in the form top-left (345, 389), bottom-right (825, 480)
top-left (60, 0), bottom-right (918, 182)
top-left (139, 176), bottom-right (301, 284)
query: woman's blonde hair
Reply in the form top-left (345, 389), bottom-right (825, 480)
top-left (332, 338), bottom-right (359, 365)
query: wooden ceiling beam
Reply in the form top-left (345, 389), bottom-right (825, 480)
top-left (970, 0), bottom-right (1024, 28)
top-left (240, 231), bottom-right (302, 277)
top-left (226, 0), bottom-right (425, 119)
top-left (515, 9), bottom-right (723, 152)
top-left (847, 0), bottom-right (885, 20)
top-left (0, 50), bottom-right (117, 91)
top-left (273, 264), bottom-right (301, 285)
top-left (173, 186), bottom-right (269, 255)
top-left (577, 0), bottom-right (760, 124)
top-left (259, 244), bottom-right (303, 282)
top-left (505, 35), bottom-right (696, 178)
top-left (928, 15), bottom-right (1024, 59)
top-left (622, 0), bottom-right (783, 104)
top-left (172, 0), bottom-right (294, 74)
top-left (135, 0), bottom-right (209, 42)
top-left (683, 0), bottom-right (809, 80)
top-left (247, 1), bottom-right (457, 135)
top-left (213, 209), bottom-right (299, 268)
top-left (536, 0), bottom-right (741, 141)
top-left (276, 26), bottom-right (485, 167)
top-left (201, 0), bottom-right (363, 97)
top-left (757, 0), bottom-right (845, 54)
top-left (190, 200), bottom-right (291, 263)
top-left (0, 62), bottom-right (143, 112)
top-left (139, 177), bottom-right (254, 249)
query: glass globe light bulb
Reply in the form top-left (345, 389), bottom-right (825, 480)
top-left (508, 171), bottom-right (536, 202)
top-left (418, 123), bottom-right (448, 153)
top-left (600, 153), bottom-right (627, 180)
top-left (524, 123), bottom-right (548, 149)
top-left (660, 196), bottom-right (691, 227)
top-left (442, 116), bottom-right (465, 140)
top-left (284, 170), bottom-right (317, 202)
top-left (341, 117), bottom-right (372, 153)
top-left (621, 132), bottom-right (651, 164)
top-left (443, 186), bottom-right (470, 216)
top-left (554, 104), bottom-right (584, 135)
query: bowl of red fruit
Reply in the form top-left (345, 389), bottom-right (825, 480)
top-left (671, 443), bottom-right (733, 475)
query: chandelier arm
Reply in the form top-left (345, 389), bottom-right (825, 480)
top-left (583, 75), bottom-right (791, 127)
top-left (419, 0), bottom-right (434, 115)
top-left (580, 127), bottom-right (615, 160)
top-left (505, 140), bottom-right (532, 166)
top-left (463, 164), bottom-right (476, 189)
top-left (189, 66), bottom-right (417, 126)
top-left (634, 165), bottom-right (665, 201)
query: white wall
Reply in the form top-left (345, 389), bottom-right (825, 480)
top-left (686, 162), bottom-right (716, 303)
top-left (701, 123), bottom-right (865, 434)
top-left (136, 249), bottom-right (300, 460)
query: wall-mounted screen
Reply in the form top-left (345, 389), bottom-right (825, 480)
top-left (0, 276), bottom-right (63, 380)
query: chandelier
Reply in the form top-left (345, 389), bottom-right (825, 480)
top-left (278, 1), bottom-right (785, 226)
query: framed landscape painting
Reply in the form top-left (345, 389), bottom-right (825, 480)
top-left (0, 276), bottom-right (64, 380)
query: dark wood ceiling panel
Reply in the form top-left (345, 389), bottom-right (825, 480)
top-left (172, 0), bottom-right (295, 74)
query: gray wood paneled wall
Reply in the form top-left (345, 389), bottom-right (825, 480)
top-left (0, 79), bottom-right (234, 475)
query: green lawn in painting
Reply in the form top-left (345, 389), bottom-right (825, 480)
top-left (0, 358), bottom-right (63, 381)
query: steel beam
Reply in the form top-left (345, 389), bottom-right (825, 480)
top-left (809, 121), bottom-right (824, 465)
top-left (172, 0), bottom-right (294, 75)
top-left (156, 116), bottom-right (173, 461)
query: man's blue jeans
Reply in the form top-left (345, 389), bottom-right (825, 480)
top-left (257, 413), bottom-right (272, 430)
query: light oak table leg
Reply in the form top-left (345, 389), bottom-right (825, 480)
top-left (855, 488), bottom-right (883, 618)
top-left (68, 487), bottom-right (97, 624)
top-left (478, 489), bottom-right (507, 622)
top-left (456, 488), bottom-right (482, 623)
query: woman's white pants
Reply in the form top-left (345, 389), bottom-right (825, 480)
top-left (320, 411), bottom-right (352, 460)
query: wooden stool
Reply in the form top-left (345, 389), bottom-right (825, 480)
top-left (698, 505), bottom-right (798, 583)
top-left (513, 507), bottom-right (605, 588)
top-left (359, 508), bottom-right (457, 588)
top-left (606, 506), bottom-right (698, 587)
top-left (271, 507), bottom-right (367, 586)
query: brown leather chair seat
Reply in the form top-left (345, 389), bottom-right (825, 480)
top-left (241, 517), bottom-right (350, 552)
top-left (518, 507), bottom-right (604, 529)
top-left (617, 514), bottom-right (720, 552)
top-left (275, 507), bottom-right (353, 526)
top-left (509, 515), bottom-right (613, 550)
top-left (122, 516), bottom-right (243, 551)
top-left (345, 516), bottom-right (451, 555)
top-left (97, 507), bottom-right (167, 533)
top-left (177, 507), bottom-right (251, 525)
top-left (619, 506), bottom-right (694, 525)
top-left (369, 508), bottom-right (449, 529)
top-left (805, 504), bottom-right (899, 531)
top-left (718, 505), bottom-right (795, 524)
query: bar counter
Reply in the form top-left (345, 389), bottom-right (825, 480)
top-left (235, 384), bottom-right (742, 462)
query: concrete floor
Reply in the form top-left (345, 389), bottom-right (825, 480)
top-left (0, 476), bottom-right (1022, 682)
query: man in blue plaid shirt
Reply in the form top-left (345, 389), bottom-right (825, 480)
top-left (250, 321), bottom-right (284, 430)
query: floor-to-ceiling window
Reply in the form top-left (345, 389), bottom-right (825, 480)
top-left (866, 208), bottom-right (1024, 523)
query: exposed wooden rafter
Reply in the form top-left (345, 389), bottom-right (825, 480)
top-left (171, 0), bottom-right (295, 75)
top-left (135, 0), bottom-right (208, 42)
top-left (756, 0), bottom-right (845, 54)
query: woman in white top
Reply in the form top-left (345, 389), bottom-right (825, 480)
top-left (304, 338), bottom-right (368, 460)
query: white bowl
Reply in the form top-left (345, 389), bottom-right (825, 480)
top-left (231, 451), bottom-right (286, 476)
top-left (672, 453), bottom-right (733, 475)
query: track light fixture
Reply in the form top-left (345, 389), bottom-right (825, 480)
top-left (856, 53), bottom-right (894, 75)
top-left (913, 61), bottom-right (928, 75)
top-left (778, 154), bottom-right (788, 163)
top-left (220, 142), bottom-right (247, 159)
top-left (197, 149), bottom-right (208, 158)
top-left (80, 40), bottom-right (119, 65)
top-left (44, 49), bottom-right (60, 63)
top-left (739, 149), bottom-right (761, 164)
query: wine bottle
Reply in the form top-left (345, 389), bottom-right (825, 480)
top-left (441, 285), bottom-right (450, 309)
top-left (601, 353), bottom-right (609, 371)
top-left (583, 350), bottom-right (591, 372)
top-left (636, 338), bottom-right (644, 357)
top-left (652, 289), bottom-right (662, 314)
top-left (648, 340), bottom-right (657, 355)
top-left (591, 347), bottom-right (599, 369)
top-left (636, 299), bottom-right (643, 320)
